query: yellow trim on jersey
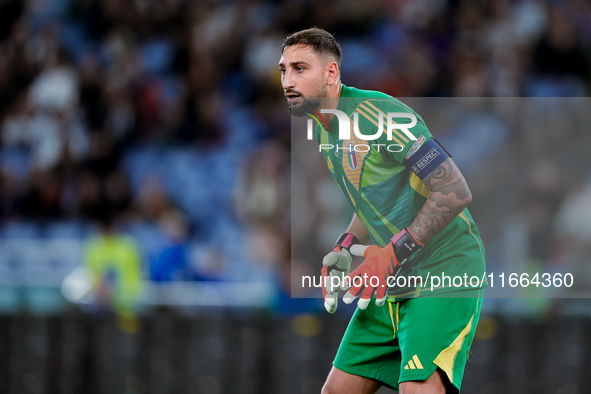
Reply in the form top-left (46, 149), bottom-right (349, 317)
top-left (359, 100), bottom-right (410, 145)
top-left (365, 98), bottom-right (416, 119)
top-left (367, 99), bottom-right (419, 142)
top-left (327, 156), bottom-right (334, 171)
top-left (458, 211), bottom-right (486, 275)
top-left (433, 313), bottom-right (475, 385)
top-left (413, 286), bottom-right (422, 298)
top-left (409, 172), bottom-right (432, 199)
top-left (354, 105), bottom-right (406, 147)
top-left (308, 113), bottom-right (325, 131)
top-left (366, 97), bottom-right (416, 114)
top-left (388, 302), bottom-right (397, 338)
top-left (347, 189), bottom-right (356, 208)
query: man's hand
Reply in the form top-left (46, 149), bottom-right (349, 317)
top-left (341, 244), bottom-right (397, 310)
top-left (341, 229), bottom-right (422, 310)
top-left (322, 246), bottom-right (352, 313)
top-left (322, 232), bottom-right (360, 313)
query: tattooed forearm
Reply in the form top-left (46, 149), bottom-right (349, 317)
top-left (407, 158), bottom-right (472, 245)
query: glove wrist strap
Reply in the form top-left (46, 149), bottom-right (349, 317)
top-left (391, 228), bottom-right (422, 264)
top-left (335, 232), bottom-right (360, 253)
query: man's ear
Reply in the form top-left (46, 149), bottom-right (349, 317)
top-left (326, 60), bottom-right (339, 85)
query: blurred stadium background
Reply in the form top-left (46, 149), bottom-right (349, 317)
top-left (1, 0), bottom-right (591, 393)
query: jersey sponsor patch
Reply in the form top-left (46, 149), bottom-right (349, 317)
top-left (404, 135), bottom-right (427, 160)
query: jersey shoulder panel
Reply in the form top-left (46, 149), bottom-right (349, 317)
top-left (343, 87), bottom-right (433, 164)
top-left (342, 85), bottom-right (393, 99)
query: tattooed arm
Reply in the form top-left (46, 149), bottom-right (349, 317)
top-left (407, 158), bottom-right (472, 245)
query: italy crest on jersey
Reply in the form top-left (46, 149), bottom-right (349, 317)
top-left (341, 136), bottom-right (367, 191)
top-left (347, 144), bottom-right (358, 169)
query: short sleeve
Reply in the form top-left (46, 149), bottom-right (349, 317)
top-left (354, 98), bottom-right (433, 165)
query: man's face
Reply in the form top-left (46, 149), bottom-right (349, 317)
top-left (278, 45), bottom-right (330, 116)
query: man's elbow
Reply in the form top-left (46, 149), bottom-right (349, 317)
top-left (448, 182), bottom-right (472, 210)
top-left (461, 185), bottom-right (472, 208)
top-left (430, 180), bottom-right (472, 209)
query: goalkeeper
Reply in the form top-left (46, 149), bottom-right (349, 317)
top-left (279, 28), bottom-right (486, 394)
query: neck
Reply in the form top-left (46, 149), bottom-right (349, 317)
top-left (321, 82), bottom-right (343, 123)
top-left (328, 82), bottom-right (342, 98)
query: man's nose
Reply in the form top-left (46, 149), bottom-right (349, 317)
top-left (282, 70), bottom-right (294, 90)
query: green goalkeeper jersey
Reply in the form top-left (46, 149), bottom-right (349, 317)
top-left (315, 85), bottom-right (486, 298)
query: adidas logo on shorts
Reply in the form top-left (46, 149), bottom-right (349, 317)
top-left (403, 354), bottom-right (424, 370)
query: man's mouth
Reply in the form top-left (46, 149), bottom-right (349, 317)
top-left (286, 92), bottom-right (301, 103)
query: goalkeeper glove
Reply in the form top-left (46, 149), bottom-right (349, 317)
top-left (322, 232), bottom-right (360, 313)
top-left (342, 228), bottom-right (422, 310)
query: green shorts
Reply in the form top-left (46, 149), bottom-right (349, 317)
top-left (333, 290), bottom-right (484, 392)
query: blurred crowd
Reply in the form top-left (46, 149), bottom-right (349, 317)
top-left (0, 0), bottom-right (591, 312)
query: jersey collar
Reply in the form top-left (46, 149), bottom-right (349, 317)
top-left (324, 84), bottom-right (352, 135)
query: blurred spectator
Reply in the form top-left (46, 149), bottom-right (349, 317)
top-left (21, 167), bottom-right (63, 219)
top-left (84, 131), bottom-right (119, 177)
top-left (555, 178), bottom-right (591, 246)
top-left (84, 212), bottom-right (143, 318)
top-left (553, 175), bottom-right (591, 291)
top-left (195, 246), bottom-right (227, 282)
top-left (522, 159), bottom-right (563, 262)
top-left (148, 209), bottom-right (190, 282)
top-left (136, 176), bottom-right (174, 221)
top-left (0, 0), bottom-right (24, 43)
top-left (0, 169), bottom-right (21, 220)
top-left (235, 140), bottom-right (289, 226)
top-left (2, 94), bottom-right (64, 170)
top-left (29, 49), bottom-right (77, 111)
top-left (104, 167), bottom-right (133, 217)
top-left (74, 169), bottom-right (102, 219)
top-left (531, 5), bottom-right (590, 96)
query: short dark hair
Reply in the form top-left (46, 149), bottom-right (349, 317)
top-left (281, 28), bottom-right (342, 67)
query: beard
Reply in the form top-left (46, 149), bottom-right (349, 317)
top-left (286, 83), bottom-right (329, 117)
top-left (289, 96), bottom-right (324, 117)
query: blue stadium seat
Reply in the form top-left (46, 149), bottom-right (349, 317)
top-left (59, 22), bottom-right (93, 64)
top-left (1, 222), bottom-right (42, 239)
top-left (0, 242), bottom-right (20, 285)
top-left (122, 221), bottom-right (166, 257)
top-left (0, 147), bottom-right (30, 180)
top-left (44, 221), bottom-right (86, 239)
top-left (123, 147), bottom-right (162, 194)
top-left (140, 39), bottom-right (174, 76)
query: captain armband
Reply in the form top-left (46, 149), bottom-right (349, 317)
top-left (404, 138), bottom-right (451, 180)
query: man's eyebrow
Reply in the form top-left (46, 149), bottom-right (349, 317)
top-left (278, 61), bottom-right (310, 67)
